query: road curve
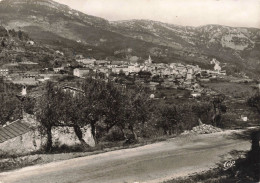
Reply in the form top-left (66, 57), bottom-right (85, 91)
top-left (0, 130), bottom-right (251, 183)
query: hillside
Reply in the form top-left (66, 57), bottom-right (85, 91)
top-left (0, 25), bottom-right (73, 68)
top-left (0, 0), bottom-right (260, 77)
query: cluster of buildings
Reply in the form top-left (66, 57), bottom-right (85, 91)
top-left (71, 56), bottom-right (229, 99)
top-left (0, 69), bottom-right (64, 85)
top-left (72, 56), bottom-right (226, 91)
top-left (73, 56), bottom-right (202, 78)
top-left (0, 54), bottom-right (227, 97)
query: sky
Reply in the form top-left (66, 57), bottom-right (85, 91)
top-left (56, 0), bottom-right (260, 28)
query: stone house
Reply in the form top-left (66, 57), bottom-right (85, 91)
top-left (11, 72), bottom-right (39, 85)
top-left (73, 68), bottom-right (91, 78)
top-left (0, 114), bottom-right (95, 155)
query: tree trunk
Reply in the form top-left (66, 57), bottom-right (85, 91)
top-left (211, 114), bottom-right (216, 126)
top-left (163, 128), bottom-right (168, 135)
top-left (129, 126), bottom-right (138, 141)
top-left (90, 122), bottom-right (97, 145)
top-left (120, 127), bottom-right (127, 140)
top-left (46, 126), bottom-right (52, 152)
top-left (74, 125), bottom-right (89, 148)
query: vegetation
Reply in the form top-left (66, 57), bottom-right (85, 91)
top-left (31, 76), bottom-right (227, 152)
top-left (0, 77), bottom-right (20, 125)
top-left (165, 93), bottom-right (260, 183)
top-left (248, 91), bottom-right (260, 113)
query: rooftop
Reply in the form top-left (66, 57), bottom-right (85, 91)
top-left (0, 120), bottom-right (30, 143)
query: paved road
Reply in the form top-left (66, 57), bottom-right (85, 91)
top-left (0, 130), bottom-right (251, 183)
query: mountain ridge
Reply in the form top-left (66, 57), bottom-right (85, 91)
top-left (0, 0), bottom-right (260, 78)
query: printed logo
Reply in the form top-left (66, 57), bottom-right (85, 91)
top-left (223, 160), bottom-right (235, 170)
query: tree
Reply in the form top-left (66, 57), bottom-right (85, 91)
top-left (192, 101), bottom-right (212, 124)
top-left (36, 81), bottom-right (95, 150)
top-left (58, 89), bottom-right (90, 147)
top-left (0, 94), bottom-right (20, 125)
top-left (18, 30), bottom-right (23, 40)
top-left (156, 104), bottom-right (178, 135)
top-left (211, 94), bottom-right (227, 127)
top-left (117, 85), bottom-right (151, 140)
top-left (80, 77), bottom-right (108, 144)
top-left (35, 82), bottom-right (61, 152)
top-left (248, 91), bottom-right (260, 113)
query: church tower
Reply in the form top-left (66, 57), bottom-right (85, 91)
top-left (148, 55), bottom-right (152, 64)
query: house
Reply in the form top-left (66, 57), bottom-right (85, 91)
top-left (148, 82), bottom-right (159, 91)
top-left (186, 68), bottom-right (194, 80)
top-left (128, 65), bottom-right (141, 73)
top-left (214, 63), bottom-right (221, 72)
top-left (55, 50), bottom-right (64, 56)
top-left (98, 67), bottom-right (110, 74)
top-left (111, 67), bottom-right (121, 74)
top-left (110, 61), bottom-right (128, 67)
top-left (150, 94), bottom-right (155, 99)
top-left (26, 41), bottom-right (35, 45)
top-left (95, 60), bottom-right (109, 66)
top-left (11, 72), bottom-right (39, 85)
top-left (18, 61), bottom-right (39, 65)
top-left (219, 70), bottom-right (227, 75)
top-left (53, 67), bottom-right (64, 73)
top-left (0, 68), bottom-right (8, 76)
top-left (77, 58), bottom-right (96, 66)
top-left (191, 92), bottom-right (201, 98)
top-left (0, 114), bottom-right (95, 155)
top-left (73, 68), bottom-right (91, 78)
top-left (62, 86), bottom-right (84, 97)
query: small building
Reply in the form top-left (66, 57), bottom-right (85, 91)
top-left (53, 67), bottom-right (64, 73)
top-left (0, 68), bottom-right (9, 76)
top-left (62, 86), bottom-right (84, 97)
top-left (191, 92), bottom-right (201, 98)
top-left (18, 61), bottom-right (39, 65)
top-left (98, 67), bottom-right (110, 74)
top-left (77, 58), bottom-right (96, 65)
top-left (26, 41), bottom-right (35, 45)
top-left (148, 82), bottom-right (159, 91)
top-left (73, 68), bottom-right (91, 78)
top-left (11, 72), bottom-right (39, 85)
top-left (128, 65), bottom-right (141, 73)
top-left (219, 70), bottom-right (227, 75)
top-left (55, 50), bottom-right (64, 56)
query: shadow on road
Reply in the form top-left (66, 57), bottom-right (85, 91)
top-left (227, 127), bottom-right (260, 141)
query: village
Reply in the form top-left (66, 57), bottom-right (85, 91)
top-left (0, 0), bottom-right (259, 182)
top-left (0, 53), bottom-right (229, 99)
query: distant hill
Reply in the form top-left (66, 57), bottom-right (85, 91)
top-left (109, 20), bottom-right (260, 77)
top-left (0, 0), bottom-right (260, 78)
top-left (0, 25), bottom-right (73, 68)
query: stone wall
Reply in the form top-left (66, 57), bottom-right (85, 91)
top-left (52, 125), bottom-right (95, 148)
top-left (0, 129), bottom-right (44, 155)
top-left (0, 114), bottom-right (95, 155)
